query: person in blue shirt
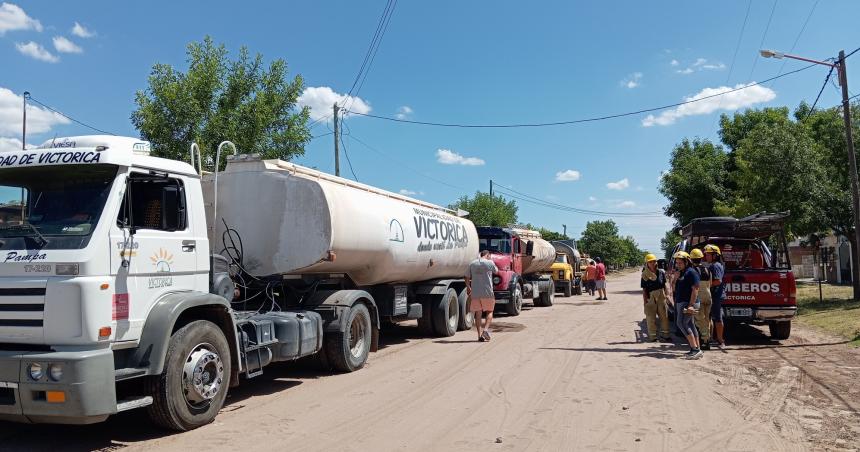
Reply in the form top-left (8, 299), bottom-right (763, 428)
top-left (672, 251), bottom-right (702, 359)
top-left (704, 244), bottom-right (726, 350)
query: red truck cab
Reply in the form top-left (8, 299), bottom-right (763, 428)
top-left (674, 212), bottom-right (796, 340)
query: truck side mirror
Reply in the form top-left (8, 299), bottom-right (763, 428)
top-left (526, 241), bottom-right (534, 256)
top-left (161, 185), bottom-right (186, 231)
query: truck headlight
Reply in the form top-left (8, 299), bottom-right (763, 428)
top-left (27, 363), bottom-right (43, 381)
top-left (48, 363), bottom-right (64, 381)
top-left (492, 276), bottom-right (501, 285)
top-left (55, 264), bottom-right (79, 275)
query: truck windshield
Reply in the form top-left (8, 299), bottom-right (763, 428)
top-left (479, 237), bottom-right (511, 254)
top-left (0, 164), bottom-right (117, 250)
top-left (696, 239), bottom-right (790, 270)
top-left (555, 254), bottom-right (567, 263)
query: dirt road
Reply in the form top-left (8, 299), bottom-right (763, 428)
top-left (2, 271), bottom-right (859, 451)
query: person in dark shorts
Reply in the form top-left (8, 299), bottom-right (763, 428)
top-left (704, 244), bottom-right (726, 349)
top-left (465, 250), bottom-right (499, 342)
top-left (672, 251), bottom-right (702, 359)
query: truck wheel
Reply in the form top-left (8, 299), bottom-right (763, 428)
top-left (457, 288), bottom-right (474, 331)
top-left (325, 303), bottom-right (372, 372)
top-left (563, 281), bottom-right (573, 298)
top-left (506, 284), bottom-right (523, 316)
top-left (145, 320), bottom-right (231, 431)
top-left (768, 321), bottom-right (791, 340)
top-left (432, 288), bottom-right (460, 337)
top-left (538, 287), bottom-right (554, 307)
top-left (574, 283), bottom-right (582, 296)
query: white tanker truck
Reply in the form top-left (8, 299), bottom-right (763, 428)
top-left (0, 136), bottom-right (479, 431)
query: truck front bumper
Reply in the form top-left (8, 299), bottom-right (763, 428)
top-left (493, 291), bottom-right (511, 304)
top-left (0, 347), bottom-right (116, 424)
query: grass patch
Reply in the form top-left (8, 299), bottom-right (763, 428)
top-left (795, 282), bottom-right (860, 346)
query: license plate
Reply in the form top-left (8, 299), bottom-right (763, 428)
top-left (727, 308), bottom-right (752, 317)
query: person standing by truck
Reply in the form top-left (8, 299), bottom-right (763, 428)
top-left (584, 259), bottom-right (597, 296)
top-left (641, 253), bottom-right (670, 342)
top-left (672, 251), bottom-right (702, 359)
top-left (690, 248), bottom-right (712, 350)
top-left (465, 250), bottom-right (499, 342)
top-left (704, 244), bottom-right (727, 349)
top-left (594, 257), bottom-right (607, 300)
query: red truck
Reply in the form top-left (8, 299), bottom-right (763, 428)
top-left (673, 212), bottom-right (796, 340)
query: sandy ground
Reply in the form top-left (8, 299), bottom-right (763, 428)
top-left (2, 271), bottom-right (859, 451)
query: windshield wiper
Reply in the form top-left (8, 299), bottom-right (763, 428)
top-left (0, 223), bottom-right (48, 247)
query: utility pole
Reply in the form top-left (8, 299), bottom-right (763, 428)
top-left (22, 91), bottom-right (29, 150)
top-left (489, 179), bottom-right (493, 197)
top-left (563, 224), bottom-right (567, 238)
top-left (837, 50), bottom-right (860, 298)
top-left (333, 103), bottom-right (340, 177)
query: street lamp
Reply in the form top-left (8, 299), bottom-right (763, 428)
top-left (761, 49), bottom-right (860, 297)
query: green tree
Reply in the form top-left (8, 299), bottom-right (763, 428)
top-left (449, 192), bottom-right (517, 227)
top-left (658, 138), bottom-right (730, 226)
top-left (536, 227), bottom-right (568, 241)
top-left (660, 229), bottom-right (681, 261)
top-left (617, 235), bottom-right (644, 267)
top-left (578, 220), bottom-right (621, 265)
top-left (132, 36), bottom-right (311, 168)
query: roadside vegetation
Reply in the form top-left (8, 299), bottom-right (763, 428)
top-left (795, 281), bottom-right (860, 346)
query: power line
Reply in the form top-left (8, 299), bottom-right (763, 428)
top-left (746, 0), bottom-right (779, 82)
top-left (492, 181), bottom-right (664, 217)
top-left (27, 95), bottom-right (116, 136)
top-left (311, 131), bottom-right (333, 140)
top-left (340, 119), bottom-right (359, 181)
top-left (352, 0), bottom-right (397, 102)
top-left (345, 63), bottom-right (817, 128)
top-left (770, 0), bottom-right (820, 86)
top-left (725, 0), bottom-right (753, 85)
top-left (346, 133), bottom-right (468, 191)
top-left (805, 65), bottom-right (835, 121)
top-left (344, 0), bottom-right (396, 111)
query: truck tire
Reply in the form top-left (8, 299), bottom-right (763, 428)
top-left (457, 288), bottom-right (474, 331)
top-left (769, 321), bottom-right (791, 340)
top-left (506, 284), bottom-right (523, 316)
top-left (563, 281), bottom-right (573, 298)
top-left (537, 286), bottom-right (554, 307)
top-left (325, 303), bottom-right (372, 372)
top-left (432, 288), bottom-right (460, 337)
top-left (145, 320), bottom-right (231, 431)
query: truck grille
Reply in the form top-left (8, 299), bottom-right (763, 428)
top-left (0, 287), bottom-right (46, 328)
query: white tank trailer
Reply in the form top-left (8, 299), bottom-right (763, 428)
top-left (509, 228), bottom-right (556, 275)
top-left (201, 154), bottom-right (480, 345)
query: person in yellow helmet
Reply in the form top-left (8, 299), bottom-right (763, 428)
top-left (641, 253), bottom-right (670, 342)
top-left (672, 250), bottom-right (702, 359)
top-left (690, 248), bottom-right (713, 350)
top-left (704, 244), bottom-right (726, 349)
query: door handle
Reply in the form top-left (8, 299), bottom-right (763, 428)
top-left (182, 240), bottom-right (196, 252)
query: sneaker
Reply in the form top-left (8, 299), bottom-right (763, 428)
top-left (478, 336), bottom-right (486, 342)
top-left (717, 342), bottom-right (726, 350)
top-left (482, 330), bottom-right (491, 341)
top-left (685, 350), bottom-right (703, 360)
top-left (700, 342), bottom-right (711, 350)
top-left (659, 336), bottom-right (672, 343)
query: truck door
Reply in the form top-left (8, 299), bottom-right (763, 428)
top-left (512, 237), bottom-right (524, 275)
top-left (110, 171), bottom-right (199, 341)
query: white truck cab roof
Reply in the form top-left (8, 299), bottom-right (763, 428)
top-left (0, 135), bottom-right (198, 177)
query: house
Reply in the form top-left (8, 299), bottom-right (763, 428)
top-left (788, 233), bottom-right (853, 284)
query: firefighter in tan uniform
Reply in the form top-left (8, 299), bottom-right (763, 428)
top-left (641, 253), bottom-right (670, 342)
top-left (690, 248), bottom-right (713, 350)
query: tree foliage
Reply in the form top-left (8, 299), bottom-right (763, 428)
top-left (578, 220), bottom-right (644, 267)
top-left (132, 36), bottom-right (311, 168)
top-left (537, 227), bottom-right (568, 241)
top-left (658, 138), bottom-right (730, 226)
top-left (660, 229), bottom-right (681, 261)
top-left (450, 192), bottom-right (518, 227)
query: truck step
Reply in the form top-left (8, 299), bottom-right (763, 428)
top-left (116, 396), bottom-right (153, 412)
top-left (114, 367), bottom-right (148, 381)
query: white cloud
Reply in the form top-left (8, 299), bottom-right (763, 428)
top-left (555, 169), bottom-right (581, 182)
top-left (436, 149), bottom-right (484, 166)
top-left (670, 59), bottom-right (679, 66)
top-left (399, 189), bottom-right (417, 195)
top-left (606, 178), bottom-right (630, 190)
top-left (71, 21), bottom-right (95, 38)
top-left (15, 41), bottom-right (59, 63)
top-left (588, 196), bottom-right (597, 202)
top-left (617, 201), bottom-right (636, 208)
top-left (0, 3), bottom-right (42, 35)
top-left (642, 83), bottom-right (776, 127)
top-left (52, 36), bottom-right (82, 54)
top-left (621, 72), bottom-right (643, 89)
top-left (395, 105), bottom-right (413, 119)
top-left (0, 87), bottom-right (70, 136)
top-left (677, 58), bottom-right (726, 75)
top-left (296, 86), bottom-right (371, 122)
top-left (0, 136), bottom-right (23, 152)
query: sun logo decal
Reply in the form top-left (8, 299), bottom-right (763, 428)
top-left (150, 248), bottom-right (174, 273)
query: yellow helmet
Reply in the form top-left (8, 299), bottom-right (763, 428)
top-left (644, 253), bottom-right (657, 263)
top-left (672, 250), bottom-right (691, 260)
top-left (704, 244), bottom-right (721, 255)
top-left (689, 248), bottom-right (704, 259)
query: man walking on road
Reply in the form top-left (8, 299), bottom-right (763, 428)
top-left (641, 253), bottom-right (670, 342)
top-left (672, 251), bottom-right (702, 359)
top-left (465, 250), bottom-right (499, 342)
top-left (594, 257), bottom-right (607, 300)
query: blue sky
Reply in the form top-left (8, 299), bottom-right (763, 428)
top-left (1, 0), bottom-right (858, 252)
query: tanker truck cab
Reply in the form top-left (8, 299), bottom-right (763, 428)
top-left (0, 135), bottom-right (224, 427)
top-left (477, 226), bottom-right (556, 315)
